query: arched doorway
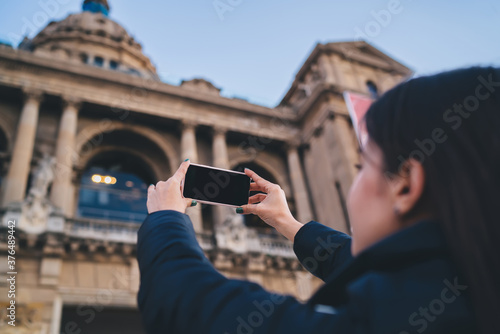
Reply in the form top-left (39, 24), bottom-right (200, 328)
top-left (77, 150), bottom-right (155, 223)
top-left (75, 125), bottom-right (174, 223)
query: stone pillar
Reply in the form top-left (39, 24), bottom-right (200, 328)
top-left (287, 143), bottom-right (313, 223)
top-left (212, 127), bottom-right (231, 226)
top-left (295, 271), bottom-right (313, 300)
top-left (318, 53), bottom-right (336, 84)
top-left (180, 120), bottom-right (203, 232)
top-left (1, 88), bottom-right (44, 206)
top-left (50, 97), bottom-right (81, 217)
top-left (212, 127), bottom-right (229, 169)
top-left (328, 113), bottom-right (358, 187)
top-left (50, 294), bottom-right (63, 334)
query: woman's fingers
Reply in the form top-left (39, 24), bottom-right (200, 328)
top-left (185, 198), bottom-right (197, 207)
top-left (245, 168), bottom-right (276, 193)
top-left (238, 204), bottom-right (259, 215)
top-left (172, 160), bottom-right (191, 184)
top-left (248, 193), bottom-right (267, 204)
top-left (249, 182), bottom-right (265, 192)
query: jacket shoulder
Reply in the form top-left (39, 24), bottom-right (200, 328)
top-left (344, 257), bottom-right (475, 333)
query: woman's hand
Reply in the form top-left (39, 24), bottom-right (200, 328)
top-left (147, 160), bottom-right (197, 214)
top-left (238, 168), bottom-right (303, 241)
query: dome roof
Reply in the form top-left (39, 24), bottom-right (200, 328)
top-left (25, 1), bottom-right (157, 79)
top-left (83, 0), bottom-right (110, 15)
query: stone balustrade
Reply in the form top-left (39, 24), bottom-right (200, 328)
top-left (64, 217), bottom-right (295, 257)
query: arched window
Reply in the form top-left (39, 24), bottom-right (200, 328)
top-left (77, 150), bottom-right (155, 223)
top-left (94, 56), bottom-right (104, 67)
top-left (366, 80), bottom-right (379, 99)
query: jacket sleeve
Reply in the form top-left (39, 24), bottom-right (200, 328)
top-left (293, 221), bottom-right (353, 282)
top-left (136, 210), bottom-right (363, 334)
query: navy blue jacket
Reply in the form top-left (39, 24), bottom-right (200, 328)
top-left (137, 210), bottom-right (477, 333)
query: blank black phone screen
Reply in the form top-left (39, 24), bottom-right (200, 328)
top-left (183, 165), bottom-right (251, 206)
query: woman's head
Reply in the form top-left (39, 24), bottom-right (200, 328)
top-left (347, 67), bottom-right (500, 333)
top-left (347, 138), bottom-right (430, 255)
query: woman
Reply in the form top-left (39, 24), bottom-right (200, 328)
top-left (137, 67), bottom-right (500, 333)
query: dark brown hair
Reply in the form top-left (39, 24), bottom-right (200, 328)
top-left (364, 67), bottom-right (500, 334)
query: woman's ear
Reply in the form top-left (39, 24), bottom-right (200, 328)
top-left (390, 159), bottom-right (426, 218)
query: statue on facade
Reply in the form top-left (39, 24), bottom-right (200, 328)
top-left (28, 154), bottom-right (56, 200)
top-left (23, 154), bottom-right (56, 230)
top-left (215, 210), bottom-right (258, 254)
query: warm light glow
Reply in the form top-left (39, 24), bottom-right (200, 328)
top-left (91, 174), bottom-right (116, 185)
top-left (125, 181), bottom-right (134, 187)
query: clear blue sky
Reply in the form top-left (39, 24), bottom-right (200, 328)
top-left (1, 0), bottom-right (499, 107)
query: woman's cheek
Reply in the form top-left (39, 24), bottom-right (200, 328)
top-left (347, 173), bottom-right (364, 232)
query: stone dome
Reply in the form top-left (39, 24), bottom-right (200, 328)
top-left (25, 0), bottom-right (158, 79)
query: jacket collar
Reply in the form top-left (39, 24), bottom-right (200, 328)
top-left (357, 219), bottom-right (447, 265)
top-left (309, 219), bottom-right (449, 306)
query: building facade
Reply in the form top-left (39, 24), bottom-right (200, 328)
top-left (0, 1), bottom-right (412, 333)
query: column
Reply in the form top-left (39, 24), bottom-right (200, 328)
top-left (50, 97), bottom-right (81, 216)
top-left (295, 271), bottom-right (313, 301)
top-left (318, 53), bottom-right (336, 84)
top-left (287, 143), bottom-right (313, 223)
top-left (212, 127), bottom-right (230, 226)
top-left (50, 294), bottom-right (63, 334)
top-left (180, 120), bottom-right (203, 232)
top-left (328, 114), bottom-right (358, 187)
top-left (1, 88), bottom-right (43, 206)
top-left (212, 127), bottom-right (229, 169)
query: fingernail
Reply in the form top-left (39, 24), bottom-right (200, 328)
top-left (191, 200), bottom-right (197, 207)
top-left (236, 207), bottom-right (244, 214)
top-left (149, 184), bottom-right (155, 187)
top-left (184, 158), bottom-right (190, 161)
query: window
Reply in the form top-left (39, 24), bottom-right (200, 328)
top-left (127, 68), bottom-right (141, 76)
top-left (76, 151), bottom-right (154, 223)
top-left (61, 307), bottom-right (145, 334)
top-left (77, 167), bottom-right (149, 223)
top-left (80, 53), bottom-right (88, 64)
top-left (366, 80), bottom-right (379, 99)
top-left (109, 60), bottom-right (119, 70)
top-left (94, 56), bottom-right (104, 67)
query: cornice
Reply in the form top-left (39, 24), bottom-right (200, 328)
top-left (0, 48), bottom-right (295, 121)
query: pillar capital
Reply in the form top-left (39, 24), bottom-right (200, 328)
top-left (181, 119), bottom-right (198, 130)
top-left (22, 87), bottom-right (44, 103)
top-left (211, 125), bottom-right (227, 136)
top-left (285, 139), bottom-right (301, 152)
top-left (61, 95), bottom-right (82, 110)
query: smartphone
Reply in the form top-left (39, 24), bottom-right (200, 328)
top-left (182, 163), bottom-right (251, 207)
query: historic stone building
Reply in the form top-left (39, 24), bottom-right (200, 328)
top-left (0, 1), bottom-right (411, 333)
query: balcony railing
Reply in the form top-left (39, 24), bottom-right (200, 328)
top-left (65, 217), bottom-right (294, 257)
top-left (65, 218), bottom-right (139, 243)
